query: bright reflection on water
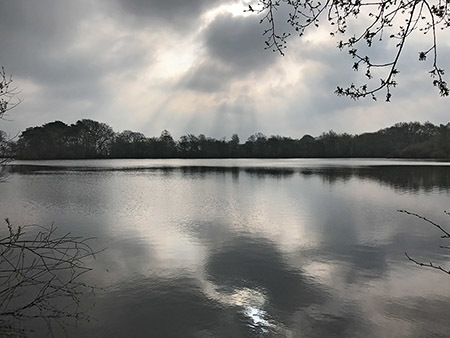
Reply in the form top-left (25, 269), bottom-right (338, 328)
top-left (2, 159), bottom-right (450, 337)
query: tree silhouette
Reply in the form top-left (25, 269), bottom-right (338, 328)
top-left (0, 67), bottom-right (20, 181)
top-left (13, 120), bottom-right (450, 159)
top-left (0, 67), bottom-right (20, 121)
top-left (249, 0), bottom-right (450, 100)
top-left (0, 131), bottom-right (11, 181)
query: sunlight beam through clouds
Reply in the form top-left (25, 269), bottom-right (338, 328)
top-left (0, 0), bottom-right (448, 139)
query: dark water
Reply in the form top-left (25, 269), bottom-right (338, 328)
top-left (2, 159), bottom-right (450, 337)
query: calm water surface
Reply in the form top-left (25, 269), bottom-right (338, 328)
top-left (2, 159), bottom-right (450, 337)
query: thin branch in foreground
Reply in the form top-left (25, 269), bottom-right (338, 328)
top-left (397, 209), bottom-right (450, 238)
top-left (0, 67), bottom-right (21, 120)
top-left (404, 251), bottom-right (450, 275)
top-left (0, 220), bottom-right (103, 337)
top-left (253, 0), bottom-right (450, 99)
top-left (399, 209), bottom-right (450, 276)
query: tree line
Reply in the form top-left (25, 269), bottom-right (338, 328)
top-left (2, 119), bottom-right (450, 160)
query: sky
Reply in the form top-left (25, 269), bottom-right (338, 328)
top-left (1, 0), bottom-right (449, 140)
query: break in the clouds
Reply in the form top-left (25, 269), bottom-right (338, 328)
top-left (0, 0), bottom-right (449, 139)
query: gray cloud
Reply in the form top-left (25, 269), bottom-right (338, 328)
top-left (0, 1), bottom-right (88, 78)
top-left (204, 13), bottom-right (275, 71)
top-left (181, 13), bottom-right (277, 93)
top-left (0, 0), bottom-right (448, 140)
top-left (182, 61), bottom-right (232, 93)
top-left (112, 0), bottom-right (224, 29)
top-left (0, 0), bottom-right (155, 133)
top-left (0, 2), bottom-right (150, 93)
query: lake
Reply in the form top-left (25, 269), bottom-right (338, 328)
top-left (1, 159), bottom-right (450, 337)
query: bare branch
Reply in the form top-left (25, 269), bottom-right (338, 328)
top-left (252, 0), bottom-right (450, 99)
top-left (400, 210), bottom-right (450, 276)
top-left (404, 251), bottom-right (450, 274)
top-left (398, 209), bottom-right (450, 238)
top-left (0, 67), bottom-right (21, 121)
top-left (0, 221), bottom-right (102, 336)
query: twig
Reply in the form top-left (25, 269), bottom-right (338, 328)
top-left (0, 221), bottom-right (102, 336)
top-left (404, 251), bottom-right (450, 275)
top-left (398, 209), bottom-right (450, 238)
top-left (400, 209), bottom-right (450, 276)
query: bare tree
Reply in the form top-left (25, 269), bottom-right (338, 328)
top-left (0, 131), bottom-right (11, 182)
top-left (0, 67), bottom-right (20, 182)
top-left (399, 209), bottom-right (450, 275)
top-left (0, 67), bottom-right (20, 121)
top-left (249, 0), bottom-right (450, 100)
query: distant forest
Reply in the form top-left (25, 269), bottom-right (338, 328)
top-left (3, 120), bottom-right (450, 159)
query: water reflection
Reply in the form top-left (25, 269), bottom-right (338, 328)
top-left (10, 162), bottom-right (450, 193)
top-left (1, 160), bottom-right (450, 337)
top-left (205, 235), bottom-right (327, 312)
top-left (303, 166), bottom-right (450, 193)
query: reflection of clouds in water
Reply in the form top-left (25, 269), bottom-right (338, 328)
top-left (202, 234), bottom-right (333, 336)
top-left (301, 166), bottom-right (450, 193)
top-left (4, 163), bottom-right (450, 337)
top-left (83, 189), bottom-right (449, 336)
top-left (202, 283), bottom-right (266, 308)
top-left (201, 283), bottom-right (277, 333)
top-left (245, 307), bottom-right (272, 333)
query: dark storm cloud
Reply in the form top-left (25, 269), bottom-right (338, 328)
top-left (0, 0), bottom-right (156, 133)
top-left (0, 1), bottom-right (151, 95)
top-left (113, 0), bottom-right (223, 29)
top-left (0, 0), bottom-right (81, 45)
top-left (0, 0), bottom-right (448, 139)
top-left (182, 13), bottom-right (277, 92)
top-left (0, 0), bottom-right (86, 76)
top-left (204, 13), bottom-right (275, 71)
top-left (183, 61), bottom-right (232, 92)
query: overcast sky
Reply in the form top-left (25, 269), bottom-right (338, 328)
top-left (1, 0), bottom-right (449, 139)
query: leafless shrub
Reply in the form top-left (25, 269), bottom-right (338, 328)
top-left (0, 219), bottom-right (101, 337)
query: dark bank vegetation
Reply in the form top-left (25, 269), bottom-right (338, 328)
top-left (7, 120), bottom-right (450, 160)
